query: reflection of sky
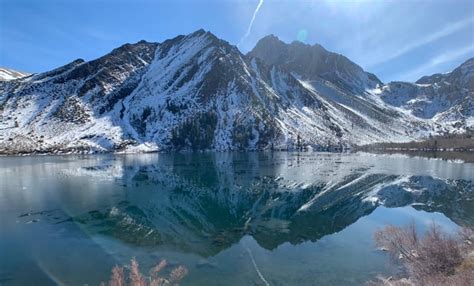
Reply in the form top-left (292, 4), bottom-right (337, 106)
top-left (364, 206), bottom-right (460, 234)
top-left (2, 0), bottom-right (473, 82)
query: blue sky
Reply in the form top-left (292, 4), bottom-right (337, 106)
top-left (1, 0), bottom-right (473, 82)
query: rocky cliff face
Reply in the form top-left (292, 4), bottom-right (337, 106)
top-left (0, 30), bottom-right (471, 154)
top-left (248, 35), bottom-right (382, 92)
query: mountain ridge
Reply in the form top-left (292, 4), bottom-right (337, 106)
top-left (0, 29), bottom-right (472, 154)
top-left (248, 34), bottom-right (383, 92)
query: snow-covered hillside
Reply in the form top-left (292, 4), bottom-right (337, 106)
top-left (0, 67), bottom-right (30, 81)
top-left (0, 30), bottom-right (471, 154)
top-left (375, 58), bottom-right (473, 131)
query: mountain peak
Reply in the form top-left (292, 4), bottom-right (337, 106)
top-left (161, 29), bottom-right (228, 50)
top-left (460, 57), bottom-right (474, 68)
top-left (185, 29), bottom-right (220, 41)
top-left (248, 35), bottom-right (382, 90)
top-left (260, 34), bottom-right (283, 43)
top-left (416, 57), bottom-right (474, 88)
top-left (110, 40), bottom-right (157, 54)
top-left (252, 34), bottom-right (286, 50)
top-left (190, 28), bottom-right (206, 36)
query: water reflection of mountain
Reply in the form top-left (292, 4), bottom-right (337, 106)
top-left (71, 153), bottom-right (474, 257)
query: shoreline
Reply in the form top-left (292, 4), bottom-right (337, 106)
top-left (1, 148), bottom-right (473, 163)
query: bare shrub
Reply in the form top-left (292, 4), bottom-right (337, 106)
top-left (169, 266), bottom-right (188, 284)
top-left (101, 257), bottom-right (187, 286)
top-left (109, 266), bottom-right (125, 286)
top-left (371, 223), bottom-right (474, 286)
top-left (415, 224), bottom-right (462, 277)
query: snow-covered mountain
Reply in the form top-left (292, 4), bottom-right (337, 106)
top-left (248, 35), bottom-right (472, 135)
top-left (248, 36), bottom-right (449, 142)
top-left (375, 58), bottom-right (474, 130)
top-left (0, 67), bottom-right (30, 81)
top-left (0, 30), bottom-right (471, 154)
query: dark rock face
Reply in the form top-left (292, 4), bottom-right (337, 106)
top-left (67, 41), bottom-right (158, 113)
top-left (52, 97), bottom-right (91, 124)
top-left (248, 35), bottom-right (383, 91)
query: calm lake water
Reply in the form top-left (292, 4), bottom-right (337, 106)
top-left (0, 152), bottom-right (473, 285)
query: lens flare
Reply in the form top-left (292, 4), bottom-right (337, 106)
top-left (297, 29), bottom-right (308, 43)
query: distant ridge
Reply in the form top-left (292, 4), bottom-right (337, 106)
top-left (0, 67), bottom-right (30, 81)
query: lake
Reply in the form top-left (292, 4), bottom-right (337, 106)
top-left (0, 152), bottom-right (473, 285)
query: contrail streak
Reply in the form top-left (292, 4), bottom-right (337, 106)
top-left (238, 0), bottom-right (264, 48)
top-left (245, 245), bottom-right (270, 286)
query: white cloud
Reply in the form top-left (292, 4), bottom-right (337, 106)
top-left (367, 16), bottom-right (474, 68)
top-left (397, 45), bottom-right (474, 81)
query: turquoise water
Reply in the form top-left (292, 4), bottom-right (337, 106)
top-left (0, 152), bottom-right (472, 285)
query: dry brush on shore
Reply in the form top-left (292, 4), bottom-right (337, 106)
top-left (370, 223), bottom-right (474, 286)
top-left (101, 258), bottom-right (188, 286)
